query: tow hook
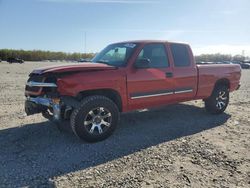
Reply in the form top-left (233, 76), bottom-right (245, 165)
top-left (52, 98), bottom-right (61, 121)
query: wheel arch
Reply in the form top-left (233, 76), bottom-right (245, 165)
top-left (76, 89), bottom-right (123, 112)
top-left (214, 78), bottom-right (230, 90)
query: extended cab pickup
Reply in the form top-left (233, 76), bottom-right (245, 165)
top-left (25, 40), bottom-right (241, 142)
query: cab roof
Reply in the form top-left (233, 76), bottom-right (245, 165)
top-left (113, 40), bottom-right (189, 46)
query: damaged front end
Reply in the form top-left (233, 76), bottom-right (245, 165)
top-left (24, 72), bottom-right (66, 121)
top-left (24, 63), bottom-right (113, 123)
top-left (25, 73), bottom-right (79, 122)
top-left (25, 75), bottom-right (62, 121)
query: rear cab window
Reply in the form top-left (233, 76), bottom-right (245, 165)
top-left (170, 43), bottom-right (191, 67)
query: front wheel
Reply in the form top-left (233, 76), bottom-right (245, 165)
top-left (70, 95), bottom-right (119, 142)
top-left (205, 85), bottom-right (229, 114)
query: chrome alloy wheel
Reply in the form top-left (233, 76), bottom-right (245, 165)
top-left (215, 91), bottom-right (228, 110)
top-left (84, 107), bottom-right (112, 135)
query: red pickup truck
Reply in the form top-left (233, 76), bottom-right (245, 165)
top-left (25, 40), bottom-right (241, 142)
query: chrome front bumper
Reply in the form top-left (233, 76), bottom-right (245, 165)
top-left (25, 97), bottom-right (61, 121)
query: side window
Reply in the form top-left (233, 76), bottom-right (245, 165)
top-left (136, 44), bottom-right (169, 68)
top-left (170, 44), bottom-right (191, 67)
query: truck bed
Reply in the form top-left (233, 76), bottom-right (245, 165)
top-left (196, 64), bottom-right (241, 99)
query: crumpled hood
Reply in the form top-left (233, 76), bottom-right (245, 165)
top-left (31, 62), bottom-right (116, 75)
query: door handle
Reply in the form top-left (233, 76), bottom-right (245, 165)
top-left (165, 72), bottom-right (173, 78)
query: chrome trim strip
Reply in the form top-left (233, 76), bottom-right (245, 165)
top-left (131, 92), bottom-right (174, 99)
top-left (26, 81), bottom-right (57, 88)
top-left (130, 88), bottom-right (193, 99)
top-left (174, 89), bottom-right (193, 94)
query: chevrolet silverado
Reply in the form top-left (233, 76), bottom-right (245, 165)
top-left (25, 40), bottom-right (241, 142)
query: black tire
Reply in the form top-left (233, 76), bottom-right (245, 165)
top-left (70, 95), bottom-right (119, 142)
top-left (205, 85), bottom-right (229, 114)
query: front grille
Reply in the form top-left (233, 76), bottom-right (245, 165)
top-left (25, 75), bottom-right (44, 92)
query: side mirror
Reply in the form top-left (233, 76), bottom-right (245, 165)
top-left (135, 58), bottom-right (151, 68)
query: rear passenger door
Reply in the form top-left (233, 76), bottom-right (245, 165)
top-left (169, 43), bottom-right (198, 100)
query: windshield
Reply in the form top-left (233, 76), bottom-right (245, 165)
top-left (92, 43), bottom-right (137, 67)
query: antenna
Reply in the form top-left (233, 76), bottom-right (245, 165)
top-left (84, 31), bottom-right (87, 55)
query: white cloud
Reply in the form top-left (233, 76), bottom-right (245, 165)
top-left (39, 0), bottom-right (159, 4)
top-left (220, 10), bottom-right (237, 15)
top-left (192, 45), bottom-right (250, 56)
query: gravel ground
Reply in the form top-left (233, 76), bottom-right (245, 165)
top-left (0, 61), bottom-right (249, 188)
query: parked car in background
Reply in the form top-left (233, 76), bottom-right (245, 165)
top-left (196, 61), bottom-right (204, 65)
top-left (196, 61), bottom-right (215, 65)
top-left (231, 61), bottom-right (242, 65)
top-left (7, 57), bottom-right (24, 64)
top-left (231, 61), bottom-right (250, 69)
top-left (220, 61), bottom-right (233, 64)
top-left (240, 63), bottom-right (250, 69)
top-left (243, 60), bottom-right (250, 64)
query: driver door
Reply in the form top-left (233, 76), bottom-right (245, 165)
top-left (127, 43), bottom-right (175, 110)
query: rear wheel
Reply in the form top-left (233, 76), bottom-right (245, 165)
top-left (205, 85), bottom-right (229, 114)
top-left (70, 95), bottom-right (119, 142)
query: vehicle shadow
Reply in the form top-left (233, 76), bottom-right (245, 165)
top-left (0, 103), bottom-right (231, 187)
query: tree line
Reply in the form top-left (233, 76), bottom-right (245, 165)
top-left (0, 49), bottom-right (95, 61)
top-left (0, 49), bottom-right (248, 62)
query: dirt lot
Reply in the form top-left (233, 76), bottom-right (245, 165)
top-left (0, 61), bottom-right (249, 188)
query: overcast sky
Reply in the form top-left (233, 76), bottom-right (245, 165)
top-left (0, 0), bottom-right (249, 55)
